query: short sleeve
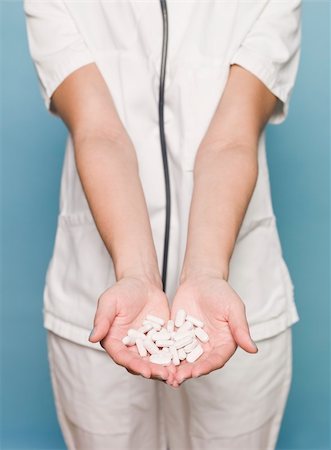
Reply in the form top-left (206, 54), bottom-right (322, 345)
top-left (229, 0), bottom-right (302, 125)
top-left (23, 0), bottom-right (95, 117)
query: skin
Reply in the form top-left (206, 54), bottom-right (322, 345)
top-left (50, 61), bottom-right (278, 387)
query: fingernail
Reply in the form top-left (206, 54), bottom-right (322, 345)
top-left (251, 339), bottom-right (258, 351)
top-left (89, 328), bottom-right (95, 340)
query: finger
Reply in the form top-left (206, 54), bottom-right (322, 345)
top-left (104, 338), bottom-right (152, 378)
top-left (190, 343), bottom-right (236, 378)
top-left (175, 360), bottom-right (193, 384)
top-left (89, 295), bottom-right (117, 343)
top-left (228, 302), bottom-right (258, 353)
top-left (149, 362), bottom-right (170, 381)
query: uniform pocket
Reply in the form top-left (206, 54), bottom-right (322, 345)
top-left (44, 211), bottom-right (116, 332)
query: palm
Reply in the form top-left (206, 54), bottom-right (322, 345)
top-left (171, 276), bottom-right (252, 384)
top-left (96, 277), bottom-right (175, 382)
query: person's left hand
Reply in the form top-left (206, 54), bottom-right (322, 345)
top-left (169, 274), bottom-right (258, 387)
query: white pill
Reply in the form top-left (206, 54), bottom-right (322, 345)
top-left (149, 352), bottom-right (172, 366)
top-left (170, 346), bottom-right (180, 366)
top-left (174, 335), bottom-right (193, 349)
top-left (128, 329), bottom-right (145, 339)
top-left (194, 327), bottom-right (209, 343)
top-left (146, 314), bottom-right (165, 326)
top-left (166, 320), bottom-right (175, 333)
top-left (161, 347), bottom-right (171, 354)
top-left (186, 314), bottom-right (204, 328)
top-left (177, 321), bottom-right (193, 333)
top-left (122, 335), bottom-right (135, 346)
top-left (175, 309), bottom-right (186, 328)
top-left (138, 323), bottom-right (154, 333)
top-left (143, 320), bottom-right (162, 331)
top-left (186, 344), bottom-right (204, 363)
top-left (155, 339), bottom-right (174, 348)
top-left (146, 328), bottom-right (157, 339)
top-left (144, 339), bottom-right (160, 355)
top-left (152, 329), bottom-right (171, 341)
top-left (178, 348), bottom-right (187, 361)
top-left (174, 329), bottom-right (194, 341)
top-left (184, 339), bottom-right (198, 353)
top-left (136, 338), bottom-right (147, 357)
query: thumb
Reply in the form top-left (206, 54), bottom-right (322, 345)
top-left (228, 301), bottom-right (258, 353)
top-left (88, 294), bottom-right (117, 343)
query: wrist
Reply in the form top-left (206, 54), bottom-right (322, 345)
top-left (179, 263), bottom-right (229, 285)
top-left (116, 263), bottom-right (163, 290)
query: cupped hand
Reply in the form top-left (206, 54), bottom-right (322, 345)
top-left (170, 274), bottom-right (258, 385)
top-left (88, 276), bottom-right (176, 383)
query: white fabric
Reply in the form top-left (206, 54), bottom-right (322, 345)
top-left (23, 0), bottom-right (302, 350)
top-left (47, 327), bottom-right (293, 449)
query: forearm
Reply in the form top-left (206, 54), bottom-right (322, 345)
top-left (180, 142), bottom-right (258, 282)
top-left (73, 132), bottom-right (162, 287)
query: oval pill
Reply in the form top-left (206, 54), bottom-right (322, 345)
top-left (146, 314), bottom-right (165, 326)
top-left (166, 320), bottom-right (175, 333)
top-left (186, 315), bottom-right (204, 328)
top-left (175, 309), bottom-right (186, 328)
top-left (136, 338), bottom-right (147, 357)
top-left (177, 321), bottom-right (193, 333)
top-left (178, 348), bottom-right (187, 361)
top-left (194, 327), bottom-right (209, 343)
top-left (155, 339), bottom-right (174, 348)
top-left (174, 335), bottom-right (193, 349)
top-left (170, 346), bottom-right (180, 366)
top-left (152, 329), bottom-right (171, 341)
top-left (186, 344), bottom-right (204, 363)
top-left (144, 339), bottom-right (160, 355)
top-left (149, 352), bottom-right (172, 366)
top-left (122, 335), bottom-right (135, 346)
top-left (184, 339), bottom-right (198, 353)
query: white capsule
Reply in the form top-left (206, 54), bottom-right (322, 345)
top-left (178, 348), bottom-right (187, 361)
top-left (122, 335), bottom-right (135, 346)
top-left (143, 320), bottom-right (162, 331)
top-left (155, 339), bottom-right (174, 348)
top-left (173, 329), bottom-right (194, 341)
top-left (177, 321), bottom-right (193, 333)
top-left (184, 339), bottom-right (198, 353)
top-left (186, 344), bottom-right (204, 363)
top-left (145, 314), bottom-right (165, 326)
top-left (166, 320), bottom-right (175, 333)
top-left (135, 338), bottom-right (147, 357)
top-left (174, 309), bottom-right (186, 328)
top-left (127, 329), bottom-right (145, 339)
top-left (144, 339), bottom-right (160, 355)
top-left (152, 328), bottom-right (171, 341)
top-left (149, 352), bottom-right (172, 366)
top-left (161, 347), bottom-right (171, 354)
top-left (194, 327), bottom-right (209, 343)
top-left (174, 335), bottom-right (193, 349)
top-left (186, 314), bottom-right (204, 328)
top-left (146, 328), bottom-right (157, 340)
top-left (138, 322), bottom-right (154, 333)
top-left (170, 346), bottom-right (180, 366)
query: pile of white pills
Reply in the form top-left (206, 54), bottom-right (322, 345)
top-left (122, 309), bottom-right (209, 366)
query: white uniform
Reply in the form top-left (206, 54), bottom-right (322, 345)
top-left (24, 0), bottom-right (302, 448)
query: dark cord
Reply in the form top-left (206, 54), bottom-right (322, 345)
top-left (158, 0), bottom-right (171, 292)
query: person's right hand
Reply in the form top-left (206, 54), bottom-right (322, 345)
top-left (88, 276), bottom-right (174, 383)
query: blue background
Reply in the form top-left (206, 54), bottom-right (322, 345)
top-left (1, 2), bottom-right (330, 449)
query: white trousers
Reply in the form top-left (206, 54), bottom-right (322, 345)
top-left (47, 327), bottom-right (292, 450)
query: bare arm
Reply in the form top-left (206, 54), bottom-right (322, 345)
top-left (50, 63), bottom-right (162, 288)
top-left (173, 64), bottom-right (279, 383)
top-left (180, 63), bottom-right (278, 282)
top-left (50, 63), bottom-right (172, 381)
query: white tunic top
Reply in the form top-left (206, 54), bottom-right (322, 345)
top-left (24, 0), bottom-right (302, 351)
